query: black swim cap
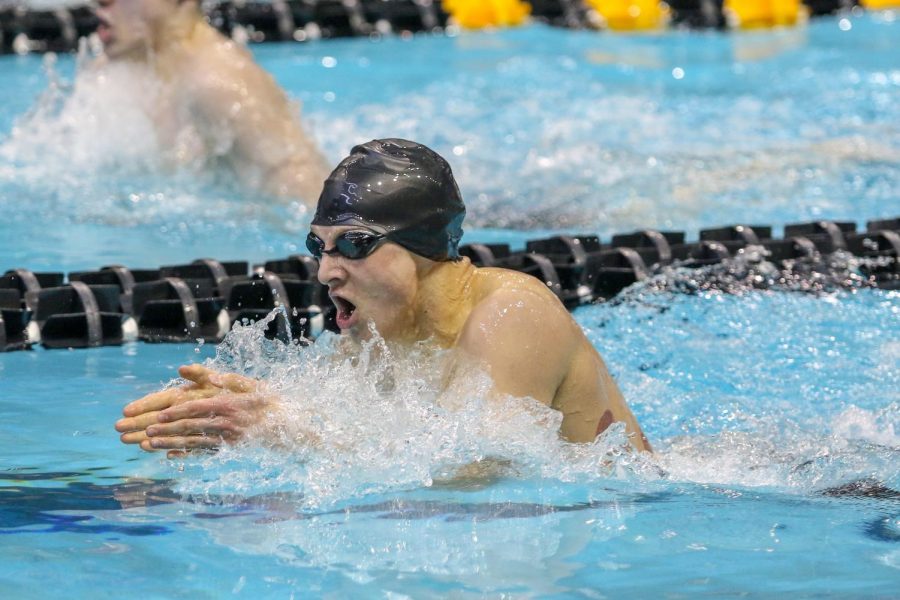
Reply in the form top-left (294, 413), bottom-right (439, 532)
top-left (311, 139), bottom-right (466, 261)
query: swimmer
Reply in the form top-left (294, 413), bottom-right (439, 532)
top-left (115, 139), bottom-right (651, 455)
top-left (92, 0), bottom-right (329, 202)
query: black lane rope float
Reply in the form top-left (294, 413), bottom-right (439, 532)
top-left (0, 0), bottom-right (875, 56)
top-left (1, 216), bottom-right (897, 351)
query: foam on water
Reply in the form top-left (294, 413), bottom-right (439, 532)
top-left (2, 55), bottom-right (162, 173)
top-left (149, 313), bottom-right (657, 508)
top-left (608, 245), bottom-right (898, 307)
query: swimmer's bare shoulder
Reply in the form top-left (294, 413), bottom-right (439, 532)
top-left (456, 267), bottom-right (582, 408)
top-left (463, 267), bottom-right (651, 451)
top-left (175, 30), bottom-right (329, 201)
top-left (174, 32), bottom-right (278, 115)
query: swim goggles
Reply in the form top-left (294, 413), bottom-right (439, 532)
top-left (306, 230), bottom-right (389, 260)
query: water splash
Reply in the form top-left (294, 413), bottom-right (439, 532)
top-left (1, 54), bottom-right (164, 175)
top-left (148, 314), bottom-right (657, 508)
top-left (657, 406), bottom-right (899, 493)
top-left (614, 247), bottom-right (881, 300)
top-left (143, 284), bottom-right (900, 509)
top-left (0, 52), bottom-right (298, 230)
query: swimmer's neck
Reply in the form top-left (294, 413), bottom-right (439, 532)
top-left (104, 4), bottom-right (207, 67)
top-left (147, 4), bottom-right (208, 65)
top-left (409, 258), bottom-right (478, 347)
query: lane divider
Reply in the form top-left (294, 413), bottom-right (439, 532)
top-left (0, 0), bottom-right (884, 56)
top-left (0, 216), bottom-right (896, 350)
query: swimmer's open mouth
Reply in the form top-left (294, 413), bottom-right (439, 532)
top-left (96, 16), bottom-right (112, 42)
top-left (331, 295), bottom-right (357, 326)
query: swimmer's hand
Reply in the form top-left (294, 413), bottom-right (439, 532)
top-left (115, 364), bottom-right (272, 459)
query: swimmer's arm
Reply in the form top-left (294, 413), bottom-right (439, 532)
top-left (430, 457), bottom-right (517, 490)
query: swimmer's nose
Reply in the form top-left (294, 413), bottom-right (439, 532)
top-left (316, 253), bottom-right (347, 288)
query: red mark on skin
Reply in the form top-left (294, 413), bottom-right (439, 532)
top-left (595, 410), bottom-right (614, 438)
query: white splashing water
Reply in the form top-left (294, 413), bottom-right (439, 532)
top-left (138, 297), bottom-right (900, 510)
top-left (147, 313), bottom-right (658, 508)
top-left (1, 55), bottom-right (163, 173)
top-left (585, 285), bottom-right (900, 496)
top-left (656, 403), bottom-right (900, 492)
top-left (0, 53), bottom-right (265, 227)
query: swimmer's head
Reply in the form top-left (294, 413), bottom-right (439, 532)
top-left (311, 139), bottom-right (466, 262)
top-left (94, 0), bottom-right (201, 59)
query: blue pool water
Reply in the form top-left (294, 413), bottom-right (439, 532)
top-left (1, 11), bottom-right (899, 598)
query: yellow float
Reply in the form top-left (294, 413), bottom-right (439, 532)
top-left (441, 0), bottom-right (532, 29)
top-left (860, 0), bottom-right (900, 8)
top-left (586, 0), bottom-right (669, 31)
top-left (724, 0), bottom-right (807, 29)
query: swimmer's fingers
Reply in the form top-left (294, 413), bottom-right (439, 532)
top-left (115, 410), bottom-right (162, 436)
top-left (142, 435), bottom-right (222, 451)
top-left (132, 441), bottom-right (208, 459)
top-left (178, 365), bottom-right (257, 393)
top-left (146, 418), bottom-right (242, 442)
top-left (178, 364), bottom-right (259, 393)
top-left (211, 372), bottom-right (259, 394)
top-left (178, 364), bottom-right (218, 386)
top-left (121, 430), bottom-right (149, 445)
top-left (122, 388), bottom-right (182, 418)
top-left (121, 386), bottom-right (221, 419)
top-left (157, 397), bottom-right (219, 423)
top-left (158, 393), bottom-right (268, 425)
